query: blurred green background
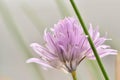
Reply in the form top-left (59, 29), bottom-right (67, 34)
top-left (0, 0), bottom-right (120, 80)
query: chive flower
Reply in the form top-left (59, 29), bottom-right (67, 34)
top-left (26, 17), bottom-right (117, 73)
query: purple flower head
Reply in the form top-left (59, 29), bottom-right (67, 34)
top-left (26, 17), bottom-right (117, 73)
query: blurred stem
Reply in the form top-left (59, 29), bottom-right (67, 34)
top-left (54, 0), bottom-right (71, 17)
top-left (86, 60), bottom-right (103, 80)
top-left (116, 53), bottom-right (120, 80)
top-left (71, 71), bottom-right (77, 80)
top-left (69, 0), bottom-right (109, 80)
top-left (21, 3), bottom-right (44, 31)
top-left (0, 0), bottom-right (44, 80)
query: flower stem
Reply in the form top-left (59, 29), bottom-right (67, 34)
top-left (69, 0), bottom-right (109, 80)
top-left (71, 71), bottom-right (77, 80)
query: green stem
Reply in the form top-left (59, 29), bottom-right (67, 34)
top-left (71, 71), bottom-right (77, 80)
top-left (69, 0), bottom-right (109, 80)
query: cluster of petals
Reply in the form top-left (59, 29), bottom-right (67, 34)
top-left (26, 17), bottom-right (117, 72)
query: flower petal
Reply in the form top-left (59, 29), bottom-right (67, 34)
top-left (30, 43), bottom-right (56, 59)
top-left (26, 58), bottom-right (52, 68)
top-left (87, 46), bottom-right (117, 59)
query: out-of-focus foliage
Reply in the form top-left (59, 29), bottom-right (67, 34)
top-left (0, 0), bottom-right (119, 80)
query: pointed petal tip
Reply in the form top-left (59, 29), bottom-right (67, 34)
top-left (26, 59), bottom-right (32, 63)
top-left (89, 23), bottom-right (93, 28)
top-left (30, 43), bottom-right (39, 47)
top-left (44, 28), bottom-right (48, 34)
top-left (26, 58), bottom-right (40, 63)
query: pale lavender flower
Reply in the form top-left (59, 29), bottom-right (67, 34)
top-left (26, 17), bottom-right (117, 72)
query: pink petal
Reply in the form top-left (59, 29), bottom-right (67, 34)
top-left (30, 43), bottom-right (56, 59)
top-left (26, 58), bottom-right (52, 68)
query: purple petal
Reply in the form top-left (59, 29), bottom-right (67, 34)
top-left (30, 43), bottom-right (56, 59)
top-left (87, 46), bottom-right (117, 59)
top-left (26, 58), bottom-right (52, 68)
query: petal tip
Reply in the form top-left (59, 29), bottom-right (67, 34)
top-left (26, 59), bottom-right (32, 63)
top-left (30, 43), bottom-right (39, 47)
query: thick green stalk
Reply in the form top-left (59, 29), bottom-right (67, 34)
top-left (69, 0), bottom-right (109, 80)
top-left (71, 71), bottom-right (77, 80)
